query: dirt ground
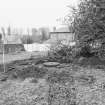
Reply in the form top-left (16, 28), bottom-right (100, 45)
top-left (0, 56), bottom-right (105, 105)
top-left (0, 51), bottom-right (48, 64)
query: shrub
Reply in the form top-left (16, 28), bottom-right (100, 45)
top-left (66, 0), bottom-right (105, 59)
top-left (47, 41), bottom-right (78, 63)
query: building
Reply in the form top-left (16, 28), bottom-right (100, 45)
top-left (0, 44), bottom-right (25, 54)
top-left (49, 26), bottom-right (75, 41)
top-left (50, 32), bottom-right (75, 41)
top-left (2, 34), bottom-right (22, 44)
top-left (0, 34), bottom-right (24, 54)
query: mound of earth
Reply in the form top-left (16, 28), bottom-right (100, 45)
top-left (0, 56), bottom-right (105, 105)
top-left (74, 56), bottom-right (105, 67)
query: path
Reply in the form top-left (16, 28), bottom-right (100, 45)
top-left (0, 51), bottom-right (48, 64)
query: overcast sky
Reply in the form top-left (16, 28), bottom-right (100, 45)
top-left (0, 0), bottom-right (79, 29)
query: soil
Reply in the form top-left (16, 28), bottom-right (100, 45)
top-left (0, 56), bottom-right (105, 105)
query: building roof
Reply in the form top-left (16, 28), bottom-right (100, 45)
top-left (55, 27), bottom-right (70, 32)
top-left (50, 32), bottom-right (71, 34)
top-left (50, 26), bottom-right (71, 34)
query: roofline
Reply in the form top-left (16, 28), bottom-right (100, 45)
top-left (50, 32), bottom-right (72, 34)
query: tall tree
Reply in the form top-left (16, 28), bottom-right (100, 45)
top-left (66, 0), bottom-right (105, 46)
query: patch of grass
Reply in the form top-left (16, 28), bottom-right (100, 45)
top-left (30, 78), bottom-right (38, 83)
top-left (4, 64), bottom-right (48, 80)
top-left (0, 78), bottom-right (48, 105)
top-left (48, 82), bottom-right (77, 105)
top-left (15, 65), bottom-right (48, 79)
top-left (76, 75), bottom-right (96, 86)
top-left (47, 70), bottom-right (74, 85)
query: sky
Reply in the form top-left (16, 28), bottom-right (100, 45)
top-left (0, 0), bottom-right (79, 30)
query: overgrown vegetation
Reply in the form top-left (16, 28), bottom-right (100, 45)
top-left (47, 41), bottom-right (79, 63)
top-left (7, 65), bottom-right (48, 80)
top-left (47, 70), bottom-right (74, 84)
top-left (65, 0), bottom-right (105, 60)
top-left (48, 0), bottom-right (105, 63)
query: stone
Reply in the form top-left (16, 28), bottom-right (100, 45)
top-left (43, 62), bottom-right (60, 67)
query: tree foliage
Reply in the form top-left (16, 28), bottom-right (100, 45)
top-left (67, 0), bottom-right (105, 46)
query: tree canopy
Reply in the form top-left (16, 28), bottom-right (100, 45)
top-left (67, 0), bottom-right (105, 46)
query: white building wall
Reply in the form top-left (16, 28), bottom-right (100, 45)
top-left (50, 33), bottom-right (75, 41)
top-left (24, 43), bottom-right (51, 52)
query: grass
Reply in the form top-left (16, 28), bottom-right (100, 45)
top-left (1, 39), bottom-right (105, 104)
top-left (0, 64), bottom-right (105, 105)
top-left (0, 78), bottom-right (48, 105)
top-left (0, 54), bottom-right (105, 105)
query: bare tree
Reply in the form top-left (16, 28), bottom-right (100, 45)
top-left (39, 27), bottom-right (50, 41)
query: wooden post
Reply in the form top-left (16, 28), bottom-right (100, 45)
top-left (1, 27), bottom-right (6, 72)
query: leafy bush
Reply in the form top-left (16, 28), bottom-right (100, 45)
top-left (79, 45), bottom-right (95, 57)
top-left (65, 0), bottom-right (105, 59)
top-left (47, 40), bottom-right (97, 64)
top-left (47, 41), bottom-right (78, 63)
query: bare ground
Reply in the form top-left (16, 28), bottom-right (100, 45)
top-left (0, 51), bottom-right (48, 64)
top-left (0, 53), bottom-right (105, 105)
top-left (0, 61), bottom-right (105, 105)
